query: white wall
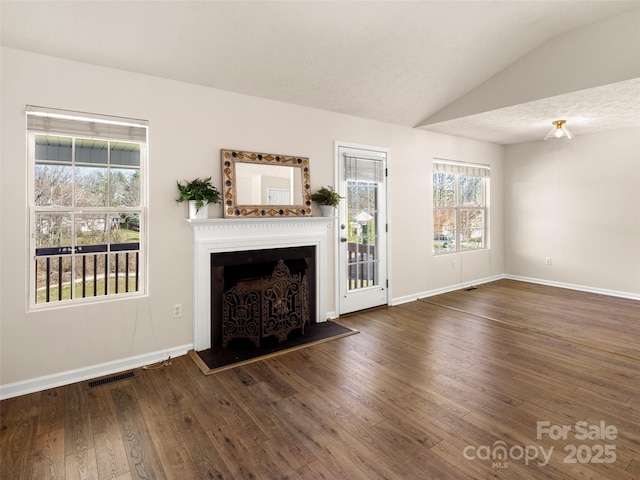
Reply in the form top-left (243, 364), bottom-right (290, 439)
top-left (0, 47), bottom-right (504, 392)
top-left (504, 128), bottom-right (640, 296)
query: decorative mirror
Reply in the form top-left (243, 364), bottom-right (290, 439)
top-left (221, 149), bottom-right (312, 217)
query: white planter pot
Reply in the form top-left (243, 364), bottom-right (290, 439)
top-left (188, 201), bottom-right (209, 220)
top-left (319, 205), bottom-right (335, 217)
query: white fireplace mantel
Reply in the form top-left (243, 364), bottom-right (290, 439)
top-left (188, 217), bottom-right (333, 351)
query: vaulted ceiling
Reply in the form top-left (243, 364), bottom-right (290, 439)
top-left (2, 1), bottom-right (640, 144)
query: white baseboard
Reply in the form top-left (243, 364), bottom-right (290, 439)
top-left (391, 274), bottom-right (640, 306)
top-left (504, 275), bottom-right (640, 301)
top-left (390, 292), bottom-right (424, 306)
top-left (391, 274), bottom-right (506, 306)
top-left (0, 344), bottom-right (193, 400)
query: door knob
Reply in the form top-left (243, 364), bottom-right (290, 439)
top-left (340, 237), bottom-right (347, 243)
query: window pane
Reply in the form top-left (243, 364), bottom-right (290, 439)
top-left (111, 213), bottom-right (141, 245)
top-left (111, 142), bottom-right (140, 167)
top-left (433, 209), bottom-right (455, 254)
top-left (35, 164), bottom-right (73, 206)
top-left (35, 135), bottom-right (72, 163)
top-left (35, 213), bottom-right (72, 249)
top-left (433, 173), bottom-right (455, 207)
top-left (75, 138), bottom-right (108, 164)
top-left (110, 251), bottom-right (140, 294)
top-left (74, 254), bottom-right (108, 299)
top-left (76, 213), bottom-right (108, 246)
top-left (75, 166), bottom-right (108, 207)
top-left (460, 209), bottom-right (485, 250)
top-left (35, 256), bottom-right (73, 303)
top-left (459, 176), bottom-right (484, 207)
top-left (34, 214), bottom-right (72, 303)
top-left (110, 168), bottom-right (140, 207)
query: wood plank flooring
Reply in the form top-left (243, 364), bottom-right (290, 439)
top-left (2, 279), bottom-right (639, 479)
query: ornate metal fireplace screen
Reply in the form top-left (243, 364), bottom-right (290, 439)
top-left (222, 259), bottom-right (309, 347)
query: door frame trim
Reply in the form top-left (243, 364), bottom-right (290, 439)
top-left (333, 140), bottom-right (392, 316)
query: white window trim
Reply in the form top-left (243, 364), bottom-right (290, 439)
top-left (26, 106), bottom-right (149, 310)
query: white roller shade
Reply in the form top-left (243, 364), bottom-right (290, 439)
top-left (27, 105), bottom-right (148, 143)
top-left (433, 158), bottom-right (490, 178)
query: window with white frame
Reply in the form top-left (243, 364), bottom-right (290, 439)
top-left (433, 160), bottom-right (489, 255)
top-left (27, 106), bottom-right (148, 307)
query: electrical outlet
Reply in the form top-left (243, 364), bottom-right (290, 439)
top-left (452, 260), bottom-right (457, 269)
top-left (545, 257), bottom-right (552, 265)
top-left (173, 304), bottom-right (182, 318)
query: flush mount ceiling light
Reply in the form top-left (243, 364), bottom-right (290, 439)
top-left (544, 120), bottom-right (574, 140)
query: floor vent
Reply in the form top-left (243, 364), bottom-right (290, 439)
top-left (88, 371), bottom-right (135, 388)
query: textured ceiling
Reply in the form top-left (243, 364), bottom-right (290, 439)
top-left (2, 0), bottom-right (640, 144)
top-left (423, 78), bottom-right (640, 144)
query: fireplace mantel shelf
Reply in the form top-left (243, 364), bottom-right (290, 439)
top-left (187, 216), bottom-right (334, 231)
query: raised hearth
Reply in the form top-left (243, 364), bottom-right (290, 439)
top-left (188, 217), bottom-right (332, 351)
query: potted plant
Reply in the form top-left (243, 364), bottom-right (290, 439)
top-left (176, 177), bottom-right (221, 219)
top-left (311, 186), bottom-right (343, 217)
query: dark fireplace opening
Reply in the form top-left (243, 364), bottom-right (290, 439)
top-left (210, 246), bottom-right (316, 347)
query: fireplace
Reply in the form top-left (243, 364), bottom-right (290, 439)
top-left (189, 217), bottom-right (332, 351)
top-left (211, 246), bottom-right (316, 347)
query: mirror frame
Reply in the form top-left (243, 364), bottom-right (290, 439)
top-left (221, 149), bottom-right (312, 217)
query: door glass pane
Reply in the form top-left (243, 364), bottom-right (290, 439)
top-left (347, 180), bottom-right (379, 290)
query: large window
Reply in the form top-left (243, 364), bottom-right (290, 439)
top-left (27, 106), bottom-right (148, 307)
top-left (433, 160), bottom-right (489, 255)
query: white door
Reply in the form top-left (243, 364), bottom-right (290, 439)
top-left (267, 188), bottom-right (290, 205)
top-left (336, 145), bottom-right (388, 315)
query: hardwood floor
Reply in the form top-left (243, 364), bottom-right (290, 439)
top-left (2, 279), bottom-right (639, 479)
